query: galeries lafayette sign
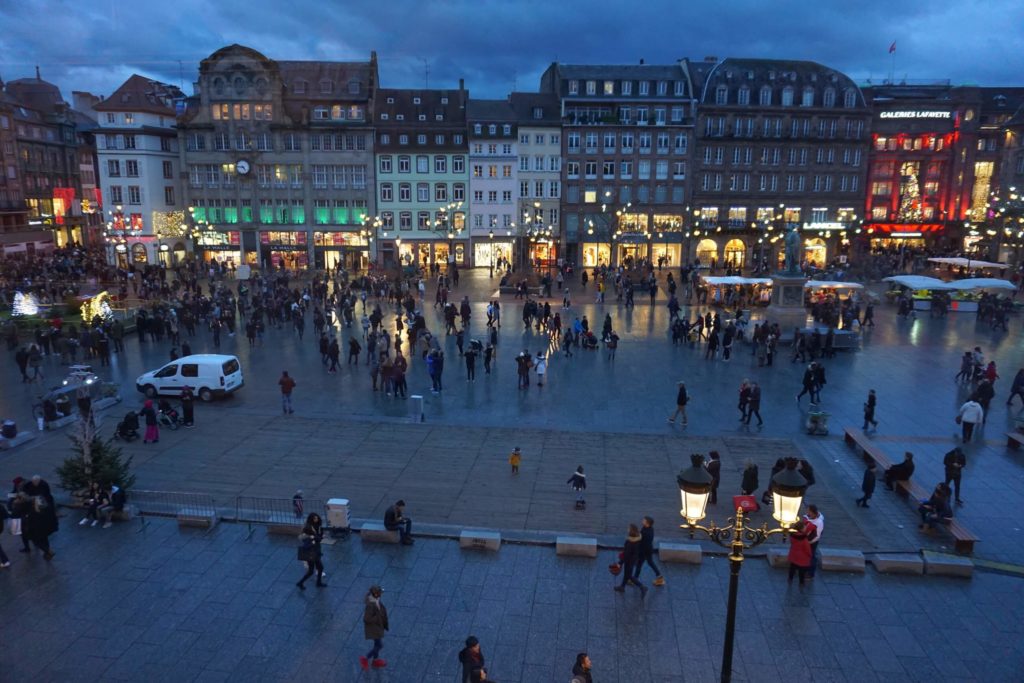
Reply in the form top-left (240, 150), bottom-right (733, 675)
top-left (879, 111), bottom-right (952, 119)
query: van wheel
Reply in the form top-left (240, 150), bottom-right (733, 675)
top-left (143, 385), bottom-right (157, 398)
top-left (198, 388), bottom-right (213, 402)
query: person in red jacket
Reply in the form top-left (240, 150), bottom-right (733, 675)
top-left (787, 520), bottom-right (814, 586)
top-left (278, 371), bottom-right (296, 415)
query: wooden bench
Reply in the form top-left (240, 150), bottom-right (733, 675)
top-left (359, 521), bottom-right (400, 544)
top-left (1007, 431), bottom-right (1024, 450)
top-left (845, 426), bottom-right (978, 555)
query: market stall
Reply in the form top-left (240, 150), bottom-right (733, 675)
top-left (701, 276), bottom-right (773, 307)
top-left (882, 275), bottom-right (971, 312)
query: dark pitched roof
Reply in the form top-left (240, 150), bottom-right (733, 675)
top-left (94, 74), bottom-right (182, 115)
top-left (466, 98), bottom-right (516, 122)
top-left (5, 76), bottom-right (65, 113)
top-left (693, 57), bottom-right (864, 106)
top-left (278, 60), bottom-right (375, 101)
top-left (508, 92), bottom-right (561, 125)
top-left (373, 88), bottom-right (467, 126)
top-left (554, 64), bottom-right (684, 81)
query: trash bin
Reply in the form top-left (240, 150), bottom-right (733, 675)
top-left (410, 395), bottom-right (424, 422)
top-left (326, 498), bottom-right (350, 529)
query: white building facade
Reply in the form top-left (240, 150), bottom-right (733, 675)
top-left (466, 100), bottom-right (518, 268)
top-left (511, 92), bottom-right (562, 268)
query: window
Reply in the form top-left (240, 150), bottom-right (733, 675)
top-left (416, 156), bottom-right (429, 173)
top-left (435, 156), bottom-right (447, 173)
top-left (399, 212), bottom-right (412, 230)
top-left (398, 156), bottom-right (411, 173)
top-left (656, 160), bottom-right (669, 180)
top-left (127, 186), bottom-right (141, 204)
top-left (417, 183), bottom-right (429, 202)
top-left (109, 186), bottom-right (122, 203)
top-left (620, 161), bottom-right (633, 179)
top-left (399, 183), bottom-right (411, 201)
top-left (520, 156), bottom-right (530, 172)
top-left (160, 138), bottom-right (172, 152)
top-left (566, 161), bottom-right (580, 178)
top-left (715, 86), bottom-right (728, 105)
top-left (673, 162), bottom-right (686, 179)
top-left (603, 161), bottom-right (615, 178)
top-left (657, 81), bottom-right (667, 96)
top-left (520, 181), bottom-right (530, 198)
top-left (123, 135), bottom-right (136, 149)
top-left (418, 212), bottom-right (431, 230)
top-left (622, 81), bottom-right (632, 96)
top-left (380, 156), bottom-right (393, 173)
top-left (453, 156), bottom-right (465, 173)
top-left (435, 183), bottom-right (448, 202)
top-left (639, 133), bottom-right (651, 152)
top-left (586, 80), bottom-right (597, 95)
top-left (107, 160), bottom-right (121, 177)
top-left (453, 183), bottom-right (465, 201)
top-left (759, 86), bottom-right (772, 106)
top-left (186, 133), bottom-right (206, 151)
top-left (380, 183), bottom-right (393, 202)
top-left (621, 133), bottom-right (634, 152)
top-left (568, 133), bottom-right (580, 152)
top-left (503, 165), bottom-right (513, 178)
top-left (843, 89), bottom-right (857, 108)
top-left (801, 88), bottom-right (814, 107)
top-left (737, 87), bottom-right (750, 105)
top-left (163, 187), bottom-right (175, 205)
top-left (162, 161), bottom-right (173, 179)
top-left (782, 87), bottom-right (794, 106)
top-left (823, 88), bottom-right (836, 108)
top-left (520, 134), bottom-right (530, 145)
top-left (638, 160), bottom-right (651, 180)
top-left (639, 81), bottom-right (649, 96)
top-left (488, 125), bottom-right (497, 135)
top-left (673, 133), bottom-right (687, 154)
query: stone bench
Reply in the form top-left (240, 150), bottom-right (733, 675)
top-left (0, 431), bottom-right (37, 450)
top-left (177, 507), bottom-right (217, 529)
top-left (459, 529), bottom-right (501, 551)
top-left (923, 551), bottom-right (973, 578)
top-left (872, 553), bottom-right (924, 575)
top-left (766, 547), bottom-right (789, 568)
top-left (1006, 431), bottom-right (1024, 450)
top-left (657, 542), bottom-right (702, 564)
top-left (359, 521), bottom-right (400, 544)
top-left (555, 535), bottom-right (597, 558)
top-left (819, 548), bottom-right (865, 573)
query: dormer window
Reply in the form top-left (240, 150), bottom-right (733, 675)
top-left (387, 97), bottom-right (395, 104)
top-left (413, 97), bottom-right (421, 104)
top-left (823, 88), bottom-right (836, 108)
top-left (396, 114), bottom-right (404, 121)
top-left (759, 86), bottom-right (772, 106)
top-left (604, 81), bottom-right (614, 95)
top-left (313, 106), bottom-right (329, 120)
top-left (715, 86), bottom-right (728, 105)
top-left (294, 80), bottom-right (307, 94)
top-left (568, 80), bottom-right (579, 95)
top-left (657, 81), bottom-right (667, 96)
top-left (801, 87), bottom-right (814, 107)
top-left (474, 124), bottom-right (482, 134)
top-left (586, 80), bottom-right (596, 95)
top-left (488, 124), bottom-right (497, 135)
top-left (622, 81), bottom-right (633, 96)
top-left (737, 87), bottom-right (750, 105)
top-left (348, 80), bottom-right (360, 94)
top-left (639, 81), bottom-right (650, 96)
top-left (436, 114), bottom-right (444, 121)
top-left (502, 124), bottom-right (511, 135)
top-left (441, 97), bottom-right (449, 104)
top-left (418, 114), bottom-right (426, 121)
top-left (843, 89), bottom-right (857, 108)
top-left (781, 86), bottom-right (794, 106)
top-left (532, 107), bottom-right (543, 119)
top-left (380, 113), bottom-right (389, 121)
top-left (674, 81), bottom-right (684, 96)
top-left (319, 80), bottom-right (332, 94)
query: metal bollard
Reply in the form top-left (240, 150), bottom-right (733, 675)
top-left (409, 395), bottom-right (424, 422)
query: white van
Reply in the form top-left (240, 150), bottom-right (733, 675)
top-left (136, 354), bottom-right (244, 401)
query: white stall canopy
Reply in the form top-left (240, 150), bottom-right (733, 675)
top-left (927, 257), bottom-right (1009, 270)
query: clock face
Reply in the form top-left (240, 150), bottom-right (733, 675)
top-left (236, 160), bottom-right (250, 175)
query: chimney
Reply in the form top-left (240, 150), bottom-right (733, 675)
top-left (639, 58), bottom-right (645, 65)
top-left (35, 65), bottom-right (41, 80)
top-left (459, 78), bottom-right (465, 91)
top-left (704, 56), bottom-right (718, 64)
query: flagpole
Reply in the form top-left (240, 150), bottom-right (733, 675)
top-left (889, 40), bottom-right (896, 84)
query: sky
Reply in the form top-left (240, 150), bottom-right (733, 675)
top-left (1, 0), bottom-right (1022, 102)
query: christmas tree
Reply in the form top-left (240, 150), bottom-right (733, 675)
top-left (898, 162), bottom-right (923, 222)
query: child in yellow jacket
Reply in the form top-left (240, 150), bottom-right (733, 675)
top-left (509, 447), bottom-right (521, 474)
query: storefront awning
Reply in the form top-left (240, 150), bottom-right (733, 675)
top-left (943, 278), bottom-right (1017, 291)
top-left (882, 275), bottom-right (957, 290)
top-left (702, 276), bottom-right (774, 286)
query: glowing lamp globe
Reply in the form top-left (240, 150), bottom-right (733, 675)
top-left (677, 453), bottom-right (713, 525)
top-left (771, 458), bottom-right (808, 528)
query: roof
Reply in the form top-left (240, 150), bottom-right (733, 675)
top-left (278, 60), bottom-right (375, 101)
top-left (508, 92), bottom-right (561, 125)
top-left (554, 64), bottom-right (684, 81)
top-left (373, 88), bottom-right (467, 126)
top-left (466, 98), bottom-right (516, 122)
top-left (94, 74), bottom-right (183, 115)
top-left (5, 76), bottom-right (66, 113)
top-left (692, 58), bottom-right (865, 107)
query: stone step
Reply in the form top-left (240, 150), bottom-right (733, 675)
top-left (359, 521), bottom-right (400, 544)
top-left (556, 535), bottom-right (597, 558)
top-left (820, 548), bottom-right (865, 573)
top-left (922, 551), bottom-right (973, 578)
top-left (459, 529), bottom-right (501, 551)
top-left (657, 542), bottom-right (702, 564)
top-left (871, 553), bottom-right (924, 575)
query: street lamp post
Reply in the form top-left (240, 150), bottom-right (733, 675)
top-left (488, 230), bottom-right (495, 278)
top-left (677, 455), bottom-right (809, 683)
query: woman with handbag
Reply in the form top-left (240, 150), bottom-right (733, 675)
top-left (296, 512), bottom-right (325, 590)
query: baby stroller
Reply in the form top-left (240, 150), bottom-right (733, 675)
top-left (114, 411), bottom-right (140, 441)
top-left (581, 331), bottom-right (599, 350)
top-left (157, 399), bottom-right (182, 430)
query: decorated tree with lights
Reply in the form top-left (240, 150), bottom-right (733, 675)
top-left (897, 162), bottom-right (923, 223)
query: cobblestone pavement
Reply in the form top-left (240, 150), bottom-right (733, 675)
top-left (1, 517), bottom-right (1022, 683)
top-left (3, 269), bottom-right (1024, 680)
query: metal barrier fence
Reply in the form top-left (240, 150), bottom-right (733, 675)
top-left (128, 489), bottom-right (218, 530)
top-left (235, 496), bottom-right (327, 539)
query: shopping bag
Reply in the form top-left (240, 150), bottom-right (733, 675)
top-left (732, 495), bottom-right (760, 514)
top-left (7, 518), bottom-right (22, 536)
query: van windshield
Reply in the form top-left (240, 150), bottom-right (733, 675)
top-left (222, 359), bottom-right (240, 375)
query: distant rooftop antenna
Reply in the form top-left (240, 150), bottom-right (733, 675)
top-left (420, 58), bottom-right (429, 89)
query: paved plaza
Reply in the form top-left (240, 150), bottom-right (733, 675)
top-left (3, 269), bottom-right (1024, 680)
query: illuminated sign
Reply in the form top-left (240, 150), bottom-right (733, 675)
top-left (869, 223), bottom-right (943, 233)
top-left (802, 222), bottom-right (845, 231)
top-left (879, 111), bottom-right (951, 120)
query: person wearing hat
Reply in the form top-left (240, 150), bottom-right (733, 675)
top-left (509, 447), bottom-right (521, 475)
top-left (458, 635), bottom-right (485, 683)
top-left (360, 585), bottom-right (389, 670)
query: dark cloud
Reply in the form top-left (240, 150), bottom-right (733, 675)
top-left (1, 0), bottom-right (1021, 100)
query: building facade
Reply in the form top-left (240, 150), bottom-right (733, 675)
top-left (541, 62), bottom-right (696, 269)
top-left (510, 92), bottom-right (562, 269)
top-left (466, 99), bottom-right (517, 268)
top-left (688, 58), bottom-right (871, 271)
top-left (0, 85), bottom-right (34, 257)
top-left (76, 76), bottom-right (185, 266)
top-left (178, 44), bottom-right (378, 272)
top-left (372, 86), bottom-right (469, 270)
top-left (3, 71), bottom-right (86, 255)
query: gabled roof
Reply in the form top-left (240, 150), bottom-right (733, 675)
top-left (693, 58), bottom-right (864, 107)
top-left (278, 60), bottom-right (375, 101)
top-left (466, 98), bottom-right (516, 122)
top-left (94, 74), bottom-right (182, 115)
top-left (554, 64), bottom-right (684, 81)
top-left (508, 92), bottom-right (561, 125)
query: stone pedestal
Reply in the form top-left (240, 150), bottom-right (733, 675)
top-left (767, 274), bottom-right (810, 328)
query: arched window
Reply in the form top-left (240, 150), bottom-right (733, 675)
top-left (715, 85), bottom-right (728, 105)
top-left (801, 87), bottom-right (815, 107)
top-left (781, 86), bottom-right (794, 106)
top-left (232, 76), bottom-right (247, 94)
top-left (823, 88), bottom-right (836, 107)
top-left (843, 89), bottom-right (857, 108)
top-left (759, 86), bottom-right (772, 106)
top-left (725, 239), bottom-right (746, 268)
top-left (737, 86), bottom-right (750, 105)
top-left (696, 238), bottom-right (718, 264)
top-left (131, 242), bottom-right (148, 264)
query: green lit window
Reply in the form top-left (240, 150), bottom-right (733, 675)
top-left (333, 206), bottom-right (349, 224)
top-left (224, 207), bottom-right (238, 224)
top-left (352, 207), bottom-right (367, 224)
top-left (192, 207), bottom-right (207, 222)
top-left (314, 207), bottom-right (330, 224)
top-left (241, 206), bottom-right (253, 223)
top-left (259, 204), bottom-right (273, 224)
top-left (291, 207), bottom-right (305, 224)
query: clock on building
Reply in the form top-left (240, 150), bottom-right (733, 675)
top-left (236, 160), bottom-right (251, 175)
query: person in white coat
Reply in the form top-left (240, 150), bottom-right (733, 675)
top-left (957, 399), bottom-right (984, 443)
top-left (535, 352), bottom-right (548, 387)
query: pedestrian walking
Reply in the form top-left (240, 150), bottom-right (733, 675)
top-left (458, 636), bottom-right (485, 683)
top-left (614, 524), bottom-right (648, 596)
top-left (296, 512), bottom-right (326, 590)
top-left (744, 382), bottom-right (763, 426)
top-left (509, 447), bottom-right (521, 474)
top-left (278, 371), bottom-right (296, 415)
top-left (787, 520), bottom-right (813, 586)
top-left (633, 516), bottom-right (665, 586)
top-left (1007, 368), bottom-right (1024, 406)
top-left (706, 451), bottom-right (721, 505)
top-left (359, 585), bottom-right (389, 670)
top-left (796, 363), bottom-right (816, 403)
top-left (862, 389), bottom-right (878, 431)
top-left (140, 399), bottom-right (159, 443)
top-left (855, 460), bottom-right (876, 508)
top-left (571, 653), bottom-right (594, 683)
top-left (568, 466), bottom-right (586, 509)
top-left (943, 446), bottom-right (966, 505)
top-left (957, 398), bottom-right (983, 442)
top-left (740, 459), bottom-right (759, 497)
top-left (668, 381), bottom-right (688, 425)
top-left (606, 331), bottom-right (619, 361)
top-left (464, 345), bottom-right (477, 381)
top-left (535, 352), bottom-right (547, 386)
top-left (738, 379), bottom-right (751, 422)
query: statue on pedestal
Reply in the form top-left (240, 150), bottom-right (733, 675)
top-left (783, 225), bottom-right (802, 276)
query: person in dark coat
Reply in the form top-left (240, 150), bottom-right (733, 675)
top-left (741, 460), bottom-right (759, 496)
top-left (863, 389), bottom-right (878, 431)
top-left (360, 585), bottom-right (389, 670)
top-left (567, 466), bottom-right (587, 509)
top-left (384, 500), bottom-right (413, 545)
top-left (856, 460), bottom-right (877, 508)
top-left (614, 524), bottom-right (647, 596)
top-left (458, 636), bottom-right (485, 683)
top-left (296, 512), bottom-right (325, 590)
top-left (571, 653), bottom-right (594, 683)
top-left (796, 363), bottom-right (816, 403)
top-left (884, 452), bottom-right (915, 490)
top-left (943, 447), bottom-right (966, 505)
top-left (744, 382), bottom-right (763, 426)
top-left (18, 491), bottom-right (57, 560)
top-left (762, 458), bottom-right (786, 506)
top-left (633, 516), bottom-right (665, 586)
top-left (180, 386), bottom-right (195, 427)
top-left (705, 452), bottom-right (722, 505)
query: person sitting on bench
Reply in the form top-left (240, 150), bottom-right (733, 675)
top-left (384, 500), bottom-right (413, 545)
top-left (883, 452), bottom-right (914, 490)
top-left (98, 484), bottom-right (127, 528)
top-left (918, 483), bottom-right (953, 531)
